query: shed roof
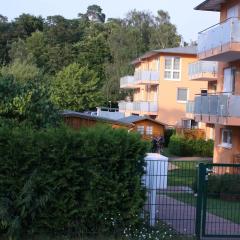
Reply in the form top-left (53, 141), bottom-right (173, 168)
top-left (194, 0), bottom-right (225, 12)
top-left (131, 46), bottom-right (197, 65)
top-left (62, 111), bottom-right (134, 127)
top-left (119, 115), bottom-right (166, 126)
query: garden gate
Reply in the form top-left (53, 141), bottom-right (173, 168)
top-left (144, 159), bottom-right (240, 239)
top-left (196, 163), bottom-right (240, 239)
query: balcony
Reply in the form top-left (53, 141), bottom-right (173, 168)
top-left (191, 94), bottom-right (240, 126)
top-left (118, 101), bottom-right (158, 115)
top-left (188, 61), bottom-right (218, 81)
top-left (186, 101), bottom-right (195, 119)
top-left (120, 76), bottom-right (139, 89)
top-left (134, 70), bottom-right (159, 85)
top-left (198, 18), bottom-right (240, 61)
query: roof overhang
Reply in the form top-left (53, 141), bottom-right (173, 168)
top-left (194, 0), bottom-right (226, 12)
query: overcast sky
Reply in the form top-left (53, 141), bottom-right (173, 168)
top-left (2, 0), bottom-right (219, 42)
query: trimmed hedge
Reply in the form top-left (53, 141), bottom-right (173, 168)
top-left (0, 125), bottom-right (149, 239)
top-left (168, 134), bottom-right (214, 157)
top-left (193, 174), bottom-right (240, 201)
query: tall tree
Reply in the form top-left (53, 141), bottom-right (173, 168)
top-left (52, 63), bottom-right (102, 111)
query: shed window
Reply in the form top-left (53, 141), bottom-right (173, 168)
top-left (146, 126), bottom-right (153, 136)
top-left (137, 126), bottom-right (144, 135)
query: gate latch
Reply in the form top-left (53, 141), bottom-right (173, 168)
top-left (205, 168), bottom-right (213, 180)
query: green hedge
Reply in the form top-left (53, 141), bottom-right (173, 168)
top-left (168, 134), bottom-right (214, 157)
top-left (0, 125), bottom-right (149, 239)
top-left (193, 173), bottom-right (240, 201)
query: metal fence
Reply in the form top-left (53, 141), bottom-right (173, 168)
top-left (144, 159), bottom-right (240, 239)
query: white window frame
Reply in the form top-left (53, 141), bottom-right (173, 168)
top-left (137, 125), bottom-right (144, 135)
top-left (164, 56), bottom-right (181, 81)
top-left (177, 88), bottom-right (188, 103)
top-left (220, 128), bottom-right (232, 149)
top-left (146, 126), bottom-right (153, 136)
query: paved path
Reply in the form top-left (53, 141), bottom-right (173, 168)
top-left (155, 194), bottom-right (240, 238)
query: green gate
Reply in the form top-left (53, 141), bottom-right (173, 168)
top-left (196, 163), bottom-right (240, 239)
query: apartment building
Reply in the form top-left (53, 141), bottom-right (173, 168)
top-left (119, 46), bottom-right (208, 128)
top-left (188, 0), bottom-right (240, 164)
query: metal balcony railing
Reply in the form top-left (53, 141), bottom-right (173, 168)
top-left (198, 17), bottom-right (240, 54)
top-left (188, 61), bottom-right (218, 77)
top-left (194, 93), bottom-right (240, 118)
top-left (134, 70), bottom-right (159, 83)
top-left (186, 101), bottom-right (195, 114)
top-left (118, 101), bottom-right (158, 113)
top-left (120, 76), bottom-right (135, 88)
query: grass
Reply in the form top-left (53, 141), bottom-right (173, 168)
top-left (167, 192), bottom-right (240, 224)
top-left (168, 160), bottom-right (211, 187)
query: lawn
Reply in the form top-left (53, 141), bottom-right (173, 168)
top-left (168, 192), bottom-right (240, 224)
top-left (167, 160), bottom-right (211, 187)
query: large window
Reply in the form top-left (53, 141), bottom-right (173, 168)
top-left (137, 126), bottom-right (144, 135)
top-left (177, 88), bottom-right (188, 102)
top-left (164, 57), bottom-right (181, 80)
top-left (221, 129), bottom-right (232, 148)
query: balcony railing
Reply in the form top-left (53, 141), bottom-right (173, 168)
top-left (134, 70), bottom-right (159, 84)
top-left (193, 94), bottom-right (240, 118)
top-left (120, 76), bottom-right (135, 88)
top-left (198, 17), bottom-right (240, 57)
top-left (188, 61), bottom-right (218, 80)
top-left (118, 101), bottom-right (158, 113)
top-left (186, 101), bottom-right (195, 114)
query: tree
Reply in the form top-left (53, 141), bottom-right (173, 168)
top-left (1, 59), bottom-right (41, 83)
top-left (78, 5), bottom-right (106, 23)
top-left (13, 14), bottom-right (44, 38)
top-left (52, 63), bottom-right (102, 111)
top-left (0, 75), bottom-right (59, 128)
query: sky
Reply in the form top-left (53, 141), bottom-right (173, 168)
top-left (2, 0), bottom-right (219, 42)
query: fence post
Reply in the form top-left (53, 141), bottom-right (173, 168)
top-left (195, 163), bottom-right (206, 240)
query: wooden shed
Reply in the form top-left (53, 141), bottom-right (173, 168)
top-left (119, 116), bottom-right (166, 140)
top-left (62, 111), bottom-right (133, 130)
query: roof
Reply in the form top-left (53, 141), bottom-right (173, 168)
top-left (119, 115), bottom-right (166, 126)
top-left (194, 0), bottom-right (225, 12)
top-left (131, 46), bottom-right (197, 65)
top-left (62, 111), bottom-right (133, 127)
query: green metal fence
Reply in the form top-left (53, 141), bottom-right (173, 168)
top-left (196, 163), bottom-right (240, 239)
top-left (144, 160), bottom-right (240, 239)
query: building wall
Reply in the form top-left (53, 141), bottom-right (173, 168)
top-left (211, 0), bottom-right (240, 164)
top-left (214, 125), bottom-right (240, 164)
top-left (220, 0), bottom-right (240, 21)
top-left (132, 53), bottom-right (208, 126)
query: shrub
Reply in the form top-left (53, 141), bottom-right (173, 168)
top-left (164, 128), bottom-right (176, 147)
top-left (168, 134), bottom-right (214, 157)
top-left (0, 125), bottom-right (149, 239)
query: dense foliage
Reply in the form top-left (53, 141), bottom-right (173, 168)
top-left (0, 75), bottom-right (59, 128)
top-left (168, 134), bottom-right (214, 157)
top-left (0, 125), bottom-right (149, 239)
top-left (0, 7), bottom-right (181, 108)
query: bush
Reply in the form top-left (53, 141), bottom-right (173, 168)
top-left (168, 134), bottom-right (214, 157)
top-left (164, 128), bottom-right (176, 147)
top-left (0, 125), bottom-right (149, 239)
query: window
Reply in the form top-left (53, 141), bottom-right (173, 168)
top-left (177, 88), bottom-right (188, 102)
top-left (164, 57), bottom-right (181, 80)
top-left (221, 129), bottom-right (232, 148)
top-left (146, 126), bottom-right (153, 136)
top-left (137, 126), bottom-right (144, 135)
